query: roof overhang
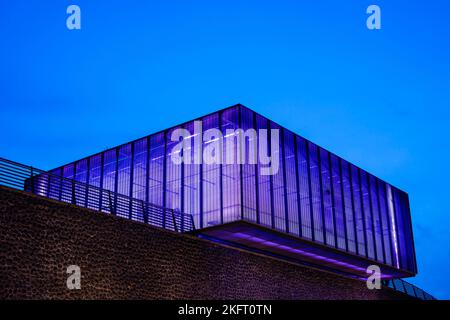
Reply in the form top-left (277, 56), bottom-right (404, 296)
top-left (191, 220), bottom-right (414, 279)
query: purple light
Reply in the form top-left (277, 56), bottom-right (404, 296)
top-left (226, 230), bottom-right (374, 274)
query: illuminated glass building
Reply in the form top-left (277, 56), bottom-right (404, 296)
top-left (42, 104), bottom-right (417, 279)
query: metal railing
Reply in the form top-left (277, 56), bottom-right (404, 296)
top-left (382, 278), bottom-right (436, 300)
top-left (0, 157), bottom-right (195, 232)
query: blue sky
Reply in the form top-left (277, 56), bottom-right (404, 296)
top-left (1, 0), bottom-right (449, 298)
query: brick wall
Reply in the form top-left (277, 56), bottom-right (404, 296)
top-left (0, 186), bottom-right (410, 300)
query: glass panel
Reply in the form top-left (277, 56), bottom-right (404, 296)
top-left (399, 191), bottom-right (416, 272)
top-left (308, 142), bottom-right (324, 243)
top-left (370, 175), bottom-right (384, 263)
top-left (131, 138), bottom-right (148, 222)
top-left (102, 149), bottom-right (117, 192)
top-left (386, 184), bottom-right (400, 268)
top-left (75, 159), bottom-right (88, 183)
top-left (183, 121), bottom-right (201, 227)
top-left (117, 144), bottom-right (132, 197)
top-left (148, 132), bottom-right (165, 207)
top-left (256, 114), bottom-right (272, 229)
top-left (166, 128), bottom-right (182, 212)
top-left (240, 107), bottom-right (257, 223)
top-left (351, 165), bottom-right (366, 257)
top-left (297, 137), bottom-right (312, 239)
top-left (271, 121), bottom-right (286, 232)
top-left (148, 133), bottom-right (165, 227)
top-left (74, 159), bottom-right (88, 206)
top-left (202, 113), bottom-right (221, 227)
top-left (320, 148), bottom-right (335, 247)
top-left (132, 138), bottom-right (147, 201)
top-left (284, 129), bottom-right (300, 236)
top-left (222, 107), bottom-right (241, 223)
top-left (341, 160), bottom-right (356, 253)
top-left (61, 164), bottom-right (74, 203)
top-left (378, 179), bottom-right (393, 266)
top-left (88, 154), bottom-right (102, 210)
top-left (361, 170), bottom-right (375, 260)
top-left (393, 187), bottom-right (409, 270)
top-left (331, 154), bottom-right (346, 250)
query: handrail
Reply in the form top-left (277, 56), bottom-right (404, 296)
top-left (382, 278), bottom-right (436, 300)
top-left (0, 156), bottom-right (195, 233)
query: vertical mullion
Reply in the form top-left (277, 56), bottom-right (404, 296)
top-left (238, 106), bottom-right (244, 220)
top-left (180, 128), bottom-right (185, 231)
top-left (293, 135), bottom-right (303, 237)
top-left (268, 120), bottom-right (275, 229)
top-left (305, 141), bottom-right (315, 242)
top-left (281, 128), bottom-right (290, 233)
top-left (99, 153), bottom-right (104, 211)
top-left (85, 157), bottom-right (90, 208)
top-left (72, 161), bottom-right (78, 205)
top-left (391, 187), bottom-right (402, 270)
top-left (358, 168), bottom-right (368, 257)
top-left (129, 142), bottom-right (135, 219)
top-left (197, 118), bottom-right (204, 228)
top-left (367, 173), bottom-right (378, 261)
top-left (317, 148), bottom-right (327, 244)
top-left (384, 183), bottom-right (395, 266)
top-left (328, 152), bottom-right (338, 248)
top-left (57, 167), bottom-right (62, 201)
top-left (44, 168), bottom-right (50, 198)
top-left (162, 130), bottom-right (167, 228)
top-left (145, 136), bottom-right (151, 225)
top-left (348, 162), bottom-right (359, 256)
top-left (113, 147), bottom-right (119, 215)
top-left (199, 129), bottom-right (204, 229)
top-left (145, 136), bottom-right (151, 204)
top-left (219, 111), bottom-right (224, 224)
top-left (253, 111), bottom-right (260, 224)
top-left (375, 178), bottom-right (387, 264)
top-left (338, 158), bottom-right (349, 252)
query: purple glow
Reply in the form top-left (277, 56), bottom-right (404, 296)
top-left (40, 104), bottom-right (416, 276)
top-left (225, 230), bottom-right (375, 274)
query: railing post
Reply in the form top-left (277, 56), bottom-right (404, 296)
top-left (190, 214), bottom-right (195, 231)
top-left (30, 166), bottom-right (35, 193)
top-left (181, 211), bottom-right (185, 232)
top-left (129, 198), bottom-right (134, 220)
top-left (108, 191), bottom-right (115, 215)
top-left (141, 200), bottom-right (148, 224)
top-left (172, 209), bottom-right (178, 232)
top-left (71, 180), bottom-right (76, 205)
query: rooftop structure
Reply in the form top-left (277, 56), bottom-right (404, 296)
top-left (34, 104), bottom-right (417, 279)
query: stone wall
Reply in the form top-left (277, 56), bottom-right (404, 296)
top-left (0, 186), bottom-right (410, 299)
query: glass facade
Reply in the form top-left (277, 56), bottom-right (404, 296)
top-left (47, 104), bottom-right (417, 276)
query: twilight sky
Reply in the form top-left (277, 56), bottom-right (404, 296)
top-left (1, 0), bottom-right (449, 298)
